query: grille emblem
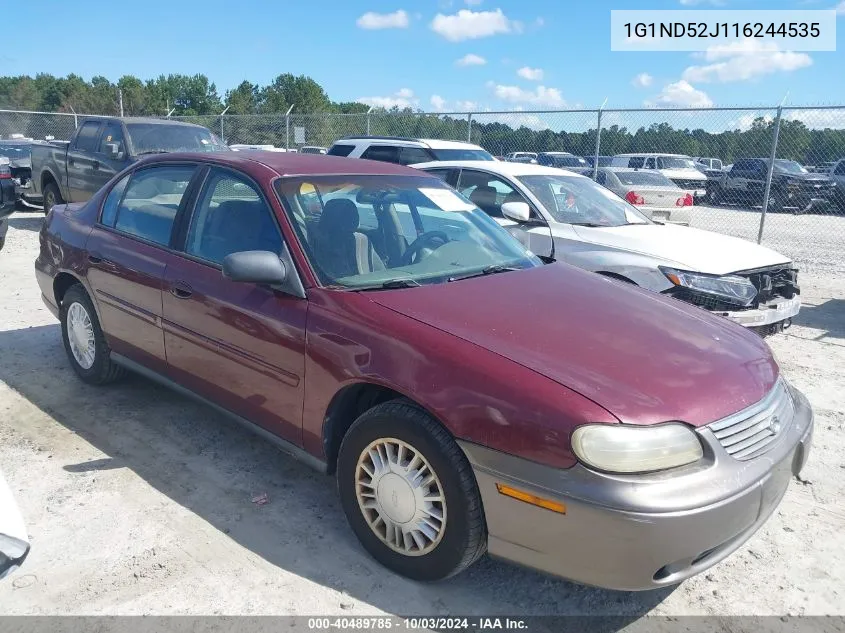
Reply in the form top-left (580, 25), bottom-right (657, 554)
top-left (768, 416), bottom-right (781, 436)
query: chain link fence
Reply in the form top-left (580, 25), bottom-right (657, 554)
top-left (3, 105), bottom-right (844, 274)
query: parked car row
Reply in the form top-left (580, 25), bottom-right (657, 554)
top-left (35, 148), bottom-right (814, 592)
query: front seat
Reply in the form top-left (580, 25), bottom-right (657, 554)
top-left (314, 199), bottom-right (385, 280)
top-left (469, 185), bottom-right (500, 217)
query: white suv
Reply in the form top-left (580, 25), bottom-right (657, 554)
top-left (327, 136), bottom-right (495, 165)
top-left (614, 153), bottom-right (708, 199)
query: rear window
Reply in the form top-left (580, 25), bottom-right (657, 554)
top-left (327, 144), bottom-right (355, 157)
top-left (615, 171), bottom-right (674, 186)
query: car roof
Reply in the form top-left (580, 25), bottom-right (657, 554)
top-left (615, 152), bottom-right (690, 158)
top-left (336, 136), bottom-right (486, 151)
top-left (86, 116), bottom-right (211, 130)
top-left (137, 151), bottom-right (432, 177)
top-left (413, 159), bottom-right (589, 178)
top-left (539, 151), bottom-right (575, 156)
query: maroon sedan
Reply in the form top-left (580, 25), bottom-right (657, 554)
top-left (35, 152), bottom-right (813, 590)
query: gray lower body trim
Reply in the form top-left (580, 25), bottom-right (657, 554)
top-left (458, 385), bottom-right (814, 591)
top-left (110, 352), bottom-right (328, 474)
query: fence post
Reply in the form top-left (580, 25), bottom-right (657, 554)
top-left (592, 108), bottom-right (604, 181)
top-left (758, 105), bottom-right (783, 244)
top-left (285, 104), bottom-right (294, 150)
top-left (467, 112), bottom-right (473, 143)
top-left (366, 106), bottom-right (373, 135)
top-left (220, 115), bottom-right (224, 142)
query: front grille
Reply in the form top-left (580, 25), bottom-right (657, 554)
top-left (665, 287), bottom-right (740, 312)
top-left (708, 380), bottom-right (794, 460)
top-left (670, 178), bottom-right (706, 190)
top-left (736, 266), bottom-right (799, 305)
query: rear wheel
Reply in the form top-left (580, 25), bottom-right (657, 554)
top-left (60, 284), bottom-right (125, 385)
top-left (766, 191), bottom-right (784, 213)
top-left (337, 400), bottom-right (487, 581)
top-left (43, 181), bottom-right (62, 214)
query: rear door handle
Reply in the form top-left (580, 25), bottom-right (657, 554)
top-left (170, 282), bottom-right (193, 299)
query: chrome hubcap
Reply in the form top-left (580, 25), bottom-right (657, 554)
top-left (67, 302), bottom-right (95, 369)
top-left (355, 438), bottom-right (446, 556)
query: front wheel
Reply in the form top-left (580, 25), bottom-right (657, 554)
top-left (337, 400), bottom-right (487, 581)
top-left (60, 284), bottom-right (125, 385)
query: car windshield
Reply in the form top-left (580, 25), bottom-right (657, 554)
top-left (430, 148), bottom-right (494, 161)
top-left (0, 144), bottom-right (30, 159)
top-left (614, 171), bottom-right (674, 186)
top-left (126, 124), bottom-right (230, 154)
top-left (545, 155), bottom-right (587, 167)
top-left (517, 174), bottom-right (651, 227)
top-left (774, 159), bottom-right (808, 174)
top-left (658, 157), bottom-right (696, 169)
top-left (275, 175), bottom-right (539, 289)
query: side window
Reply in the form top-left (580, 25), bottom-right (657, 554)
top-left (835, 162), bottom-right (845, 175)
top-left (628, 157), bottom-right (645, 169)
top-left (97, 122), bottom-right (126, 157)
top-left (424, 168), bottom-right (457, 186)
top-left (113, 165), bottom-right (196, 246)
top-left (327, 144), bottom-right (355, 157)
top-left (645, 157), bottom-right (656, 169)
top-left (75, 122), bottom-right (102, 152)
top-left (361, 145), bottom-right (400, 163)
top-left (457, 170), bottom-right (524, 219)
top-left (100, 173), bottom-right (130, 227)
top-left (186, 169), bottom-right (283, 266)
top-left (398, 147), bottom-right (435, 165)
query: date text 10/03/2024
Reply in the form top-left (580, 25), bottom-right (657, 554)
top-left (624, 22), bottom-right (821, 38)
top-left (307, 618), bottom-right (528, 630)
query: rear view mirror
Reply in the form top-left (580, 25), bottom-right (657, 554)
top-left (501, 201), bottom-right (532, 223)
top-left (0, 470), bottom-right (29, 580)
top-left (223, 251), bottom-right (288, 285)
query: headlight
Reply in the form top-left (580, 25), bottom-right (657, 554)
top-left (571, 423), bottom-right (703, 474)
top-left (661, 267), bottom-right (757, 306)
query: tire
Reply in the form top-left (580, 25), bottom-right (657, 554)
top-left (766, 191), bottom-right (784, 213)
top-left (60, 284), bottom-right (125, 385)
top-left (337, 399), bottom-right (487, 581)
top-left (43, 181), bottom-right (63, 214)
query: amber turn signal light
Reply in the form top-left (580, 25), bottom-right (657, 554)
top-left (495, 483), bottom-right (566, 514)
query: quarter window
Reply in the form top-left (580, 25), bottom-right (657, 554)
top-left (186, 169), bottom-right (283, 266)
top-left (113, 165), bottom-right (196, 246)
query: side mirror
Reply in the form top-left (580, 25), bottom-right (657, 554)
top-left (105, 143), bottom-right (123, 160)
top-left (222, 251), bottom-right (287, 285)
top-left (501, 201), bottom-right (532, 223)
top-left (0, 471), bottom-right (30, 580)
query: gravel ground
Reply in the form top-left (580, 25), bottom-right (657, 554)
top-left (0, 210), bottom-right (844, 617)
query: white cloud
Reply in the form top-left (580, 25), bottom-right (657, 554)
top-left (517, 66), bottom-right (544, 81)
top-left (431, 9), bottom-right (514, 41)
top-left (490, 83), bottom-right (566, 108)
top-left (785, 109), bottom-right (845, 130)
top-left (683, 39), bottom-right (813, 83)
top-left (430, 95), bottom-right (447, 111)
top-left (631, 72), bottom-right (653, 88)
top-left (456, 53), bottom-right (487, 66)
top-left (356, 10), bottom-right (409, 30)
top-left (647, 80), bottom-right (713, 108)
top-left (455, 100), bottom-right (478, 111)
top-left (358, 88), bottom-right (418, 109)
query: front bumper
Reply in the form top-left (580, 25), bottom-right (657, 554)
top-left (719, 295), bottom-right (801, 328)
top-left (459, 383), bottom-right (813, 591)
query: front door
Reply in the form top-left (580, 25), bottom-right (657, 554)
top-left (455, 168), bottom-right (554, 258)
top-left (67, 120), bottom-right (103, 202)
top-left (90, 120), bottom-right (130, 193)
top-left (162, 167), bottom-right (307, 444)
top-left (85, 163), bottom-right (200, 374)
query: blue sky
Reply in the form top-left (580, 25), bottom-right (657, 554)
top-left (7, 0), bottom-right (845, 113)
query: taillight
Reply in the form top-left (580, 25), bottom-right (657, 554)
top-left (0, 165), bottom-right (11, 180)
top-left (676, 193), bottom-right (694, 207)
top-left (626, 191), bottom-right (644, 205)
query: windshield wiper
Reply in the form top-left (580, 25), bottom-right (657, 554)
top-left (355, 278), bottom-right (422, 291)
top-left (448, 264), bottom-right (522, 282)
top-left (569, 222), bottom-right (606, 227)
top-left (136, 150), bottom-right (171, 156)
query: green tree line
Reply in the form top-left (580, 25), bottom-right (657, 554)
top-left (1, 73), bottom-right (843, 165)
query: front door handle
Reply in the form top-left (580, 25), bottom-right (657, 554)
top-left (170, 282), bottom-right (193, 299)
top-left (88, 252), bottom-right (105, 264)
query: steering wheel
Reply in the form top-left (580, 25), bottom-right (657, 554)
top-left (400, 231), bottom-right (449, 265)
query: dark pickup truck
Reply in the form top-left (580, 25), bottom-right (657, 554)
top-left (31, 117), bottom-right (228, 212)
top-left (712, 157), bottom-right (835, 213)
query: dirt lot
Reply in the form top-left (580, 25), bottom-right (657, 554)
top-left (0, 211), bottom-right (844, 617)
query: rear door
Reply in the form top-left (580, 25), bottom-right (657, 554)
top-left (162, 166), bottom-right (307, 444)
top-left (86, 162), bottom-right (200, 374)
top-left (67, 120), bottom-right (103, 202)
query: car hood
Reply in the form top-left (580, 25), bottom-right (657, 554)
top-left (369, 263), bottom-right (778, 427)
top-left (778, 171), bottom-right (830, 183)
top-left (569, 223), bottom-right (791, 275)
